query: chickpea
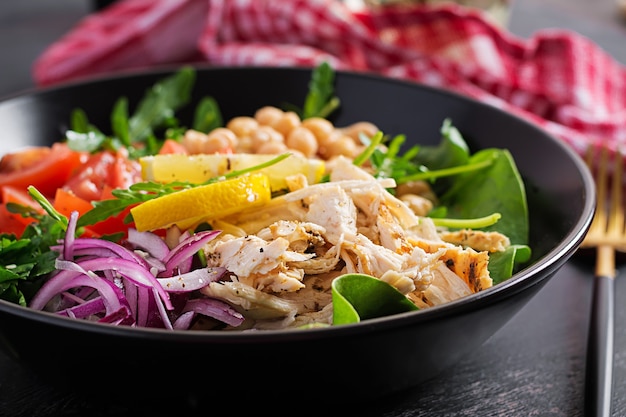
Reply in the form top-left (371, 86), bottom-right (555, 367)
top-left (256, 140), bottom-right (289, 154)
top-left (301, 117), bottom-right (334, 145)
top-left (235, 135), bottom-right (254, 153)
top-left (399, 194), bottom-right (434, 216)
top-left (286, 126), bottom-right (318, 158)
top-left (317, 130), bottom-right (341, 159)
top-left (182, 129), bottom-right (209, 154)
top-left (202, 128), bottom-right (238, 153)
top-left (254, 106), bottom-right (284, 126)
top-left (249, 126), bottom-right (284, 152)
top-left (227, 116), bottom-right (258, 137)
top-left (338, 121), bottom-right (379, 142)
top-left (396, 180), bottom-right (438, 203)
top-left (326, 135), bottom-right (359, 159)
top-left (272, 111), bottom-right (301, 138)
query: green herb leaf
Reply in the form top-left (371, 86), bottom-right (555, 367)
top-left (193, 96), bottom-right (223, 133)
top-left (332, 273), bottom-right (418, 325)
top-left (128, 66), bottom-right (196, 143)
top-left (65, 67), bottom-right (197, 156)
top-left (302, 62), bottom-right (340, 119)
top-left (487, 244), bottom-right (532, 284)
top-left (0, 191), bottom-right (68, 305)
top-left (111, 97), bottom-right (131, 147)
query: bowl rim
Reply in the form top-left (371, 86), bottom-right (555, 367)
top-left (0, 64), bottom-right (596, 342)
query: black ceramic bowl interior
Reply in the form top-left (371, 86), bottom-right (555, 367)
top-left (0, 66), bottom-right (594, 412)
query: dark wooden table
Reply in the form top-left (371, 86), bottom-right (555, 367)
top-left (1, 1), bottom-right (626, 416)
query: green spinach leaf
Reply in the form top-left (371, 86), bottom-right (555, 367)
top-left (332, 273), bottom-right (418, 325)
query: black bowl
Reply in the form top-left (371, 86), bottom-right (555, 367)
top-left (0, 66), bottom-right (594, 413)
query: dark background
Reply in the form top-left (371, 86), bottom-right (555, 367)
top-left (1, 0), bottom-right (626, 99)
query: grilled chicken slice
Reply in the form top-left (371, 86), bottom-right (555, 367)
top-left (439, 229), bottom-right (511, 253)
top-left (205, 234), bottom-right (313, 292)
top-left (199, 155), bottom-right (499, 329)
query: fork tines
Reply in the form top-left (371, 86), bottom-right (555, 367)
top-left (582, 145), bottom-right (625, 274)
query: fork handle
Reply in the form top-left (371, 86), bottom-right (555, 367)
top-left (585, 274), bottom-right (615, 417)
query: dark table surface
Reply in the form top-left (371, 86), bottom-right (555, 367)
top-left (1, 1), bottom-right (626, 416)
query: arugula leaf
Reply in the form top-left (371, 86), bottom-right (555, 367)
top-left (65, 66), bottom-right (196, 156)
top-left (128, 66), bottom-right (195, 143)
top-left (358, 132), bottom-right (426, 184)
top-left (302, 62), bottom-right (341, 119)
top-left (193, 96), bottom-right (223, 133)
top-left (111, 97), bottom-right (131, 147)
top-left (66, 107), bottom-right (110, 152)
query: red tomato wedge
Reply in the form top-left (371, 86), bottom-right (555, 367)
top-left (0, 185), bottom-right (44, 236)
top-left (0, 205), bottom-right (29, 237)
top-left (53, 187), bottom-right (134, 237)
top-left (0, 143), bottom-right (86, 198)
top-left (158, 139), bottom-right (188, 155)
top-left (53, 188), bottom-right (94, 218)
top-left (63, 149), bottom-right (142, 201)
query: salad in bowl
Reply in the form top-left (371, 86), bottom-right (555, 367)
top-left (0, 63), bottom-right (531, 332)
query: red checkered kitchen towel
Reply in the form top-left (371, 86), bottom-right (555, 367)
top-left (33, 0), bottom-right (626, 162)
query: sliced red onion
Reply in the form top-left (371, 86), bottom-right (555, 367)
top-left (157, 267), bottom-right (229, 293)
top-left (30, 269), bottom-right (131, 321)
top-left (62, 237), bottom-right (149, 266)
top-left (134, 286), bottom-right (152, 327)
top-left (99, 306), bottom-right (136, 325)
top-left (181, 298), bottom-right (245, 327)
top-left (161, 230), bottom-right (221, 276)
top-left (172, 311), bottom-right (195, 330)
top-left (63, 211), bottom-right (79, 261)
top-left (58, 296), bottom-right (105, 319)
top-left (32, 220), bottom-right (241, 330)
top-left (153, 287), bottom-right (173, 330)
top-left (59, 257), bottom-right (173, 310)
top-left (126, 228), bottom-right (170, 261)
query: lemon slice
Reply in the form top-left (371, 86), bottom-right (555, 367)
top-left (130, 173), bottom-right (271, 232)
top-left (140, 153), bottom-right (325, 192)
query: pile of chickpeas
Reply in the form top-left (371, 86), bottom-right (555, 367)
top-left (181, 105), bottom-right (436, 216)
top-left (181, 106), bottom-right (379, 161)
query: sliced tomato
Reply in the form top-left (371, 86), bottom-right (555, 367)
top-left (0, 143), bottom-right (86, 198)
top-left (63, 149), bottom-right (142, 201)
top-left (0, 205), bottom-right (29, 237)
top-left (159, 139), bottom-right (188, 155)
top-left (53, 188), bottom-right (94, 218)
top-left (88, 205), bottom-right (135, 237)
top-left (52, 187), bottom-right (130, 238)
top-left (0, 186), bottom-right (44, 236)
top-left (84, 185), bottom-right (137, 237)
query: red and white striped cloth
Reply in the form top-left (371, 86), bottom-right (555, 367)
top-left (33, 0), bottom-right (626, 161)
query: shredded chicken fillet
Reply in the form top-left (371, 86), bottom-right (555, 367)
top-left (202, 156), bottom-right (498, 329)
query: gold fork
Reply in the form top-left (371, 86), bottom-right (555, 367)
top-left (579, 144), bottom-right (624, 417)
